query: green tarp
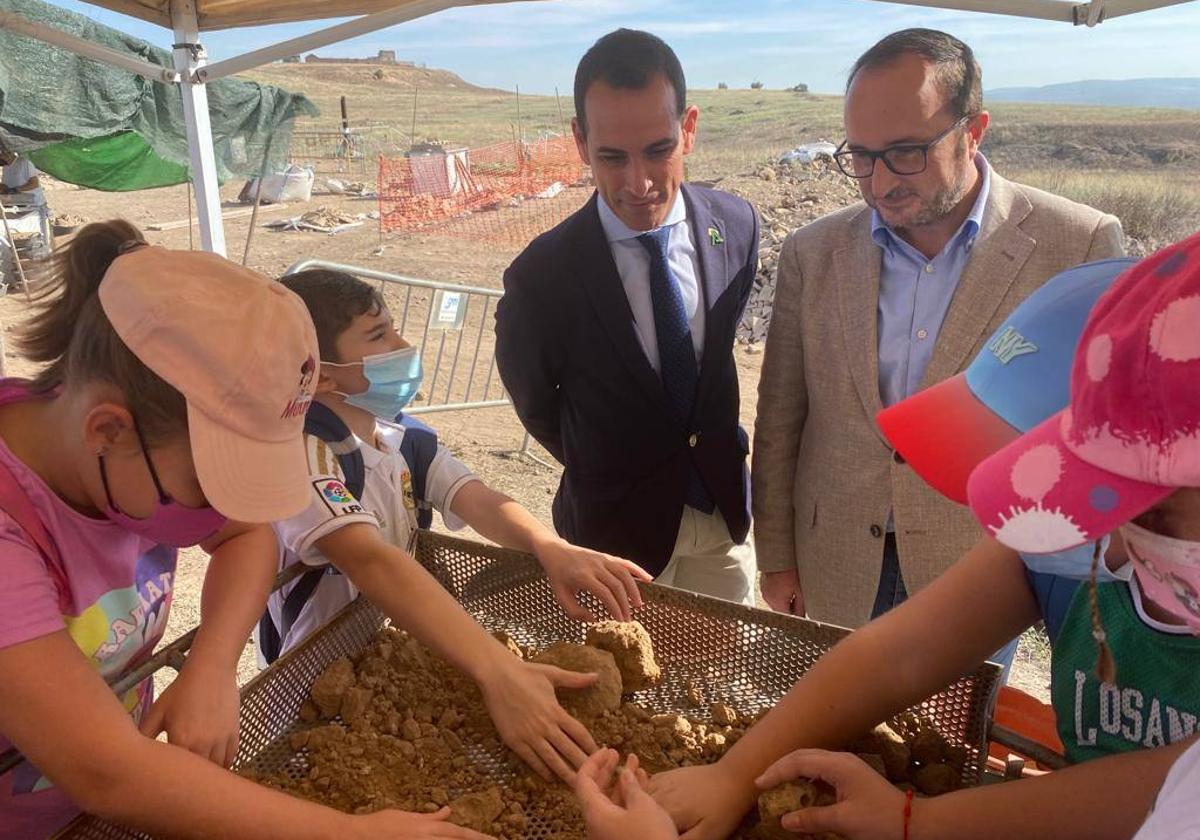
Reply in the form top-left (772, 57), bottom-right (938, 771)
top-left (0, 0), bottom-right (318, 191)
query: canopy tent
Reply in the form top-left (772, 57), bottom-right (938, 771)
top-left (80, 0), bottom-right (1200, 30)
top-left (0, 0), bottom-right (1195, 253)
top-left (0, 0), bottom-right (316, 192)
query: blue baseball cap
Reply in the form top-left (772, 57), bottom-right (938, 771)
top-left (876, 257), bottom-right (1136, 505)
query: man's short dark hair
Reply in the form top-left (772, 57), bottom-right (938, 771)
top-left (573, 28), bottom-right (686, 136)
top-left (847, 28), bottom-right (982, 118)
top-left (279, 269), bottom-right (385, 363)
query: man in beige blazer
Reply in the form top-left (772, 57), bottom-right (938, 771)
top-left (754, 29), bottom-right (1124, 634)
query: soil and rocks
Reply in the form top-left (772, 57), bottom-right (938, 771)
top-left (253, 620), bottom-right (968, 839)
top-left (713, 158), bottom-right (862, 347)
top-left (584, 620), bottom-right (662, 692)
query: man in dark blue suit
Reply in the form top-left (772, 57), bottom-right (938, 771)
top-left (496, 29), bottom-right (758, 604)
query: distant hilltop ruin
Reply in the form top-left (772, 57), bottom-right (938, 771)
top-left (283, 50), bottom-right (414, 66)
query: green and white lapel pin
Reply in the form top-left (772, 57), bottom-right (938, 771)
top-left (708, 226), bottom-right (724, 246)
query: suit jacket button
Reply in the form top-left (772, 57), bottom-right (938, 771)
top-left (893, 450), bottom-right (906, 465)
top-left (870, 524), bottom-right (883, 538)
top-left (688, 433), bottom-right (699, 447)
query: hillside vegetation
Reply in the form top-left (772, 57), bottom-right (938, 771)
top-left (246, 63), bottom-right (1200, 247)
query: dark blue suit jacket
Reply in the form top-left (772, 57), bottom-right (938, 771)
top-left (495, 185), bottom-right (757, 575)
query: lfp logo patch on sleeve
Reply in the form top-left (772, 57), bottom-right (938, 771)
top-left (314, 479), bottom-right (368, 517)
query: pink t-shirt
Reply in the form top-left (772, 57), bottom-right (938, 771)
top-left (0, 380), bottom-right (176, 838)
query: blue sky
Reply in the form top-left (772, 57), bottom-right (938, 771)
top-left (54, 0), bottom-right (1200, 95)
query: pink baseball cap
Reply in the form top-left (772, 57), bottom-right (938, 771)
top-left (99, 244), bottom-right (319, 523)
top-left (968, 233), bottom-right (1200, 554)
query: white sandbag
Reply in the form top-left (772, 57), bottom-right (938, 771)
top-left (245, 165), bottom-right (315, 204)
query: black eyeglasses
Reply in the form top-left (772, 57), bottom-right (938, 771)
top-left (833, 115), bottom-right (972, 179)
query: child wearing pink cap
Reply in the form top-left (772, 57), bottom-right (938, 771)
top-left (589, 238), bottom-right (1200, 840)
top-left (0, 221), bottom-right (488, 838)
top-left (745, 236), bottom-right (1200, 839)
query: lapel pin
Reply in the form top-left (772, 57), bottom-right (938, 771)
top-left (708, 226), bottom-right (724, 246)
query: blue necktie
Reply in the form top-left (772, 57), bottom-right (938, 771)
top-left (637, 227), bottom-right (714, 513)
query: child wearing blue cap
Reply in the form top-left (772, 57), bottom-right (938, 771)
top-left (630, 252), bottom-right (1200, 840)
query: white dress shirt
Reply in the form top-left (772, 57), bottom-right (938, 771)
top-left (597, 191), bottom-right (705, 372)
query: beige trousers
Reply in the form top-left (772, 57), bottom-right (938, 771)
top-left (655, 507), bottom-right (757, 607)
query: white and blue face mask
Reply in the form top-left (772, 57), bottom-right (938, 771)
top-left (326, 346), bottom-right (423, 420)
top-left (1020, 534), bottom-right (1132, 582)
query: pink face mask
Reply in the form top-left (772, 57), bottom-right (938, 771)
top-left (1120, 522), bottom-right (1200, 634)
top-left (98, 424), bottom-right (227, 547)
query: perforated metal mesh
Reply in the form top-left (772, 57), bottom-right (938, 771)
top-left (59, 531), bottom-right (1000, 839)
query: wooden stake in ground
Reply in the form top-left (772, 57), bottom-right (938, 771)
top-left (515, 84), bottom-right (523, 145)
top-left (242, 135), bottom-right (274, 267)
top-left (0, 205), bottom-right (30, 299)
top-left (410, 79), bottom-right (419, 148)
top-left (339, 96), bottom-right (350, 167)
top-left (555, 86), bottom-right (567, 139)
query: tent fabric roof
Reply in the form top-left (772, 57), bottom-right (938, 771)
top-left (72, 0), bottom-right (1195, 31)
top-left (80, 0), bottom-right (479, 31)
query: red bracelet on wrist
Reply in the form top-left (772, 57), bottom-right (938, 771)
top-left (902, 788), bottom-right (915, 840)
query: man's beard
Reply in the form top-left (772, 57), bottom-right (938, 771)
top-left (870, 168), bottom-right (971, 231)
top-left (867, 140), bottom-right (974, 231)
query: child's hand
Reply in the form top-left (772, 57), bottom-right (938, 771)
top-left (535, 538), bottom-right (652, 622)
top-left (139, 658), bottom-right (240, 767)
top-left (576, 749), bottom-right (679, 840)
top-left (756, 749), bottom-right (910, 840)
top-left (648, 762), bottom-right (759, 839)
top-left (352, 806), bottom-right (494, 838)
top-left (478, 656), bottom-right (599, 784)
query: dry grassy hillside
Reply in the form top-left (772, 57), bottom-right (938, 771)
top-left (246, 61), bottom-right (1200, 250)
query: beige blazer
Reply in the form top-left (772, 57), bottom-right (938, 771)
top-left (753, 171), bottom-right (1125, 628)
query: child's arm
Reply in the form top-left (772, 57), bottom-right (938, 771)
top-left (139, 521), bottom-right (279, 766)
top-left (754, 738), bottom-right (1192, 840)
top-left (314, 521), bottom-right (601, 783)
top-left (0, 631), bottom-right (491, 839)
top-left (650, 535), bottom-right (1043, 839)
top-left (450, 480), bottom-right (653, 622)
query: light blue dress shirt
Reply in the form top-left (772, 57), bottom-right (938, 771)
top-left (597, 191), bottom-right (704, 372)
top-left (873, 155), bottom-right (991, 409)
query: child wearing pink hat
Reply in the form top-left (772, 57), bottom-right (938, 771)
top-left (964, 230), bottom-right (1200, 838)
top-left (586, 236), bottom-right (1200, 839)
top-left (0, 222), bottom-right (488, 838)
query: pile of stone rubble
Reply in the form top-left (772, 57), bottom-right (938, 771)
top-left (718, 156), bottom-right (861, 347)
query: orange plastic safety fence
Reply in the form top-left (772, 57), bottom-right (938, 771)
top-left (377, 137), bottom-right (590, 245)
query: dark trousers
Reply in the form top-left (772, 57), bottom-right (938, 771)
top-left (872, 532), bottom-right (1019, 684)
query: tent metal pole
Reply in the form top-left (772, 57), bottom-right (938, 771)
top-left (867, 0), bottom-right (1077, 21)
top-left (871, 0), bottom-right (1192, 21)
top-left (0, 10), bottom-right (179, 83)
top-left (1082, 0), bottom-right (1195, 21)
top-left (197, 0), bottom-right (474, 81)
top-left (171, 0), bottom-right (226, 255)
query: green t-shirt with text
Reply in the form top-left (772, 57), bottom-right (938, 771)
top-left (1051, 580), bottom-right (1200, 765)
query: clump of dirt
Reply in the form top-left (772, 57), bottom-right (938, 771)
top-left (755, 778), bottom-right (840, 840)
top-left (250, 628), bottom-right (967, 838)
top-left (847, 712), bottom-right (967, 796)
top-left (530, 642), bottom-right (622, 719)
top-left (585, 620), bottom-right (662, 692)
